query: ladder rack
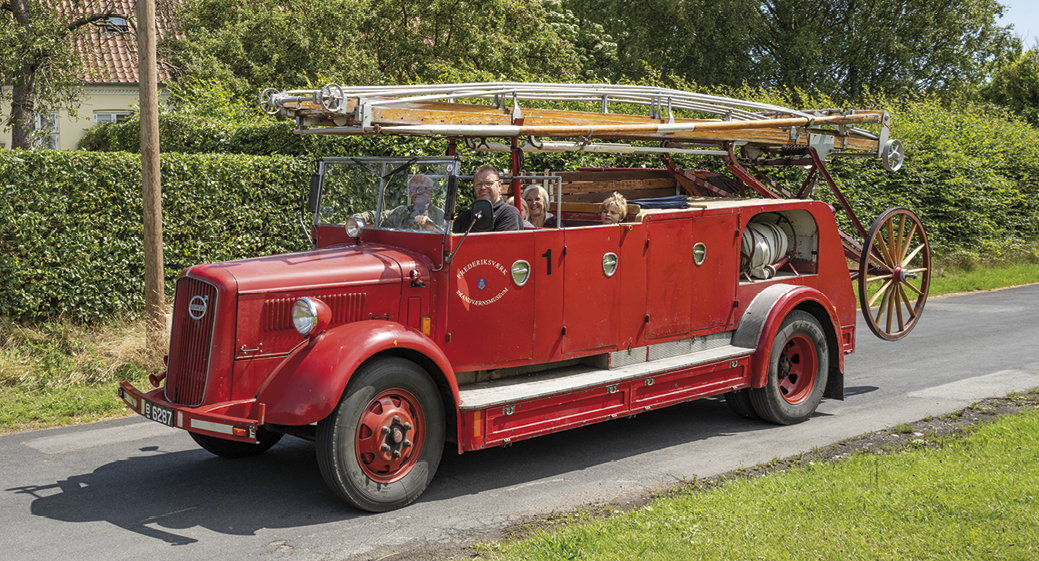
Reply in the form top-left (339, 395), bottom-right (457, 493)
top-left (260, 82), bottom-right (903, 170)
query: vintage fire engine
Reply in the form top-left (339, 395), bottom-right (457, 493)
top-left (119, 83), bottom-right (930, 511)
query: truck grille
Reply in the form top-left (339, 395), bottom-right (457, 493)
top-left (165, 277), bottom-right (218, 406)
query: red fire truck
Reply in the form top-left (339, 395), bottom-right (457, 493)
top-left (119, 83), bottom-right (930, 512)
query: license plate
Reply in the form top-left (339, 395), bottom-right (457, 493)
top-left (143, 400), bottom-right (175, 427)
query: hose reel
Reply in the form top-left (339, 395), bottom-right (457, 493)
top-left (740, 220), bottom-right (791, 279)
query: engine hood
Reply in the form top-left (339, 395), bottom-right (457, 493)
top-left (184, 244), bottom-right (424, 294)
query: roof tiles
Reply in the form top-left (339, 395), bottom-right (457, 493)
top-left (62, 0), bottom-right (177, 84)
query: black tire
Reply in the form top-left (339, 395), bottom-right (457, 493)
top-left (317, 357), bottom-right (445, 512)
top-left (749, 310), bottom-right (829, 425)
top-left (724, 389), bottom-right (760, 420)
top-left (190, 426), bottom-right (284, 459)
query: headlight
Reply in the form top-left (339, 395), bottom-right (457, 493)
top-left (291, 297), bottom-right (331, 336)
top-left (345, 216), bottom-right (366, 238)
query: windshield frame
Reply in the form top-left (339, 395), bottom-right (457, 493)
top-left (314, 156), bottom-right (463, 236)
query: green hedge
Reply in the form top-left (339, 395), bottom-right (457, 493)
top-left (0, 151), bottom-right (311, 323)
top-left (826, 100), bottom-right (1039, 254)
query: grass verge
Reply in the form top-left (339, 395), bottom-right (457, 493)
top-left (0, 318), bottom-right (158, 433)
top-left (930, 261), bottom-right (1039, 295)
top-left (476, 391), bottom-right (1039, 560)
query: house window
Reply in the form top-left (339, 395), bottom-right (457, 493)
top-left (34, 112), bottom-right (60, 150)
top-left (94, 111), bottom-right (133, 124)
top-left (105, 17), bottom-right (129, 34)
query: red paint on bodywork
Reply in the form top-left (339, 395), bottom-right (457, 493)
top-left (745, 285), bottom-right (843, 388)
top-left (256, 321), bottom-right (459, 427)
top-left (130, 177), bottom-right (861, 457)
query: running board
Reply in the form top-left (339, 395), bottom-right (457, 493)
top-left (459, 342), bottom-right (754, 410)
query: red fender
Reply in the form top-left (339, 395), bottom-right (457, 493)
top-left (732, 284), bottom-right (844, 389)
top-left (256, 321), bottom-right (459, 427)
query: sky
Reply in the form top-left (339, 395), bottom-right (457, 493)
top-left (997, 0), bottom-right (1039, 47)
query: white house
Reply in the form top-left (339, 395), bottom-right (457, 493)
top-left (1, 2), bottom-right (173, 150)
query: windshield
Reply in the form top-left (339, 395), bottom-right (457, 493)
top-left (316, 157), bottom-right (459, 233)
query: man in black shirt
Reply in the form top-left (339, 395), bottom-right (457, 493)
top-left (452, 165), bottom-right (523, 233)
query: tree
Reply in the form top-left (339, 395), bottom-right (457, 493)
top-left (983, 47), bottom-right (1039, 125)
top-left (560, 0), bottom-right (1017, 101)
top-left (542, 0), bottom-right (618, 81)
top-left (362, 0), bottom-right (581, 83)
top-left (559, 0), bottom-right (759, 87)
top-left (1, 0), bottom-right (136, 149)
top-left (162, 0), bottom-right (582, 101)
top-left (751, 0), bottom-right (1020, 100)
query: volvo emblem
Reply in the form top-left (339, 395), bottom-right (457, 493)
top-left (188, 295), bottom-right (209, 320)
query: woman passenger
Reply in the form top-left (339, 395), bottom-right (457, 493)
top-left (522, 184), bottom-right (561, 228)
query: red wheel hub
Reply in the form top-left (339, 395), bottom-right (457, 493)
top-left (777, 334), bottom-right (818, 405)
top-left (355, 389), bottom-right (425, 483)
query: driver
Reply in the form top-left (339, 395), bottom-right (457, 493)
top-left (452, 165), bottom-right (522, 233)
top-left (385, 174), bottom-right (445, 231)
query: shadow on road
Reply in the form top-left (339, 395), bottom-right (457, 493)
top-left (7, 438), bottom-right (346, 545)
top-left (7, 396), bottom-right (811, 545)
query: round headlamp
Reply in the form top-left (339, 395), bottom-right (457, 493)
top-left (345, 216), bottom-right (366, 238)
top-left (291, 297), bottom-right (331, 336)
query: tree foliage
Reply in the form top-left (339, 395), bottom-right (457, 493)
top-left (983, 47), bottom-right (1039, 126)
top-left (556, 0), bottom-right (759, 86)
top-left (559, 0), bottom-right (1018, 101)
top-left (162, 0), bottom-right (581, 99)
top-left (752, 0), bottom-right (1019, 100)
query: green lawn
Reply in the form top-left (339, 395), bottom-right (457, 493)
top-left (930, 262), bottom-right (1039, 295)
top-left (480, 396), bottom-right (1039, 560)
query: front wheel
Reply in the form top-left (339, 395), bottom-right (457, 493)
top-left (750, 310), bottom-right (829, 425)
top-left (190, 426), bottom-right (283, 458)
top-left (317, 357), bottom-right (445, 512)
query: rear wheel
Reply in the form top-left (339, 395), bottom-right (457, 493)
top-left (190, 427), bottom-right (283, 459)
top-left (750, 310), bottom-right (828, 425)
top-left (724, 390), bottom-right (760, 420)
top-left (317, 357), bottom-right (445, 512)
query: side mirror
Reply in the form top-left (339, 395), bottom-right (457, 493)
top-left (307, 173), bottom-right (321, 213)
top-left (445, 198), bottom-right (496, 265)
top-left (472, 199), bottom-right (494, 231)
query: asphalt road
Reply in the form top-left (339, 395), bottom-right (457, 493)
top-left (2, 284), bottom-right (1037, 560)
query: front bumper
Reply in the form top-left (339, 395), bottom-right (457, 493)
top-left (118, 381), bottom-right (264, 443)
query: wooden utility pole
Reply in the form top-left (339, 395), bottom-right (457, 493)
top-left (138, 0), bottom-right (165, 355)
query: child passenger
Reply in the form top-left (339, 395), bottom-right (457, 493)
top-left (599, 192), bottom-right (627, 224)
top-left (507, 196), bottom-right (536, 228)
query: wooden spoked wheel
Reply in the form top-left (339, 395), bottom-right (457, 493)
top-left (858, 207), bottom-right (931, 341)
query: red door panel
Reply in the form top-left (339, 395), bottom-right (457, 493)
top-left (562, 225), bottom-right (625, 354)
top-left (646, 217), bottom-right (694, 338)
top-left (445, 231), bottom-right (535, 368)
top-left (690, 213), bottom-right (740, 331)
